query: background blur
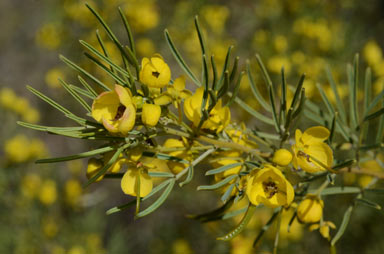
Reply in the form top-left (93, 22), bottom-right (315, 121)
top-left (1, 0), bottom-right (384, 253)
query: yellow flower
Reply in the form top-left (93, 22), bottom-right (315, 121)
top-left (86, 158), bottom-right (105, 182)
top-left (172, 239), bottom-right (193, 254)
top-left (121, 167), bottom-right (153, 197)
top-left (42, 216), bottom-right (59, 238)
top-left (139, 54), bottom-right (171, 88)
top-left (92, 84), bottom-right (136, 135)
top-left (35, 23), bottom-right (63, 50)
top-left (292, 126), bottom-right (333, 173)
top-left (184, 87), bottom-right (230, 133)
top-left (163, 138), bottom-right (192, 174)
top-left (246, 164), bottom-right (294, 208)
top-left (154, 76), bottom-right (192, 108)
top-left (22, 108), bottom-right (41, 123)
top-left (124, 1), bottom-right (159, 32)
top-left (272, 149), bottom-right (293, 166)
top-left (38, 179), bottom-right (57, 205)
top-left (142, 103), bottom-right (161, 127)
top-left (309, 221), bottom-right (336, 239)
top-left (297, 195), bottom-right (324, 223)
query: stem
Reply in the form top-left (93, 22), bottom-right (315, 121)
top-left (175, 148), bottom-right (215, 180)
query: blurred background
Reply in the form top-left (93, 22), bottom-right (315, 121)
top-left (1, 0), bottom-right (384, 253)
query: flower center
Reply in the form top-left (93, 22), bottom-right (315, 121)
top-left (113, 104), bottom-right (126, 120)
top-left (152, 71), bottom-right (160, 78)
top-left (263, 181), bottom-right (278, 199)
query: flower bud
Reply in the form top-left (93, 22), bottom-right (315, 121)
top-left (297, 195), bottom-right (324, 223)
top-left (272, 149), bottom-right (293, 166)
top-left (142, 103), bottom-right (161, 127)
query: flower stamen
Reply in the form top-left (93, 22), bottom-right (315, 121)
top-left (113, 104), bottom-right (126, 120)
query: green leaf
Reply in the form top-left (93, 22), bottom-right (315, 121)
top-left (36, 145), bottom-right (117, 163)
top-left (142, 151), bottom-right (189, 164)
top-left (355, 198), bottom-right (382, 210)
top-left (229, 57), bottom-right (239, 85)
top-left (376, 101), bottom-right (384, 144)
top-left (363, 67), bottom-right (372, 116)
top-left (83, 52), bottom-right (127, 86)
top-left (319, 187), bottom-right (361, 196)
top-left (217, 70), bottom-right (229, 99)
top-left (217, 46), bottom-right (234, 90)
top-left (331, 205), bottom-right (353, 246)
top-left (221, 183), bottom-right (235, 203)
top-left (194, 16), bottom-right (207, 55)
top-left (280, 67), bottom-right (287, 126)
top-left (211, 55), bottom-right (218, 90)
top-left (365, 89), bottom-right (384, 117)
top-left (217, 204), bottom-right (256, 241)
top-left (255, 54), bottom-right (273, 88)
top-left (197, 174), bottom-right (237, 191)
top-left (222, 207), bottom-right (248, 220)
top-left (205, 162), bottom-right (243, 176)
top-left (347, 60), bottom-right (358, 129)
top-left (80, 40), bottom-right (132, 80)
top-left (118, 7), bottom-right (136, 56)
top-left (188, 197), bottom-right (235, 222)
top-left (326, 65), bottom-right (347, 124)
top-left (364, 107), bottom-right (384, 122)
top-left (268, 85), bottom-right (280, 133)
top-left (59, 79), bottom-right (92, 112)
top-left (27, 85), bottom-right (73, 116)
top-left (136, 179), bottom-right (175, 217)
top-left (78, 75), bottom-right (98, 97)
top-left (148, 172), bottom-right (175, 178)
top-left (69, 84), bottom-right (95, 99)
top-left (60, 55), bottom-right (110, 91)
top-left (332, 160), bottom-right (355, 170)
top-left (229, 95), bottom-right (275, 125)
top-left (246, 61), bottom-right (271, 112)
top-left (226, 71), bottom-right (244, 107)
top-left (179, 165), bottom-right (194, 187)
top-left (164, 29), bottom-right (200, 86)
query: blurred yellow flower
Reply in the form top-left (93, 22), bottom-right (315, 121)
top-left (0, 87), bottom-right (16, 108)
top-left (4, 134), bottom-right (32, 163)
top-left (42, 215), bottom-right (59, 238)
top-left (246, 164), bottom-right (294, 208)
top-left (65, 179), bottom-right (83, 207)
top-left (22, 108), bottom-right (41, 123)
top-left (124, 1), bottom-right (159, 32)
top-left (172, 238), bottom-right (193, 254)
top-left (184, 87), bottom-right (231, 133)
top-left (136, 38), bottom-right (156, 57)
top-left (363, 40), bottom-right (382, 66)
top-left (292, 126), bottom-right (333, 173)
top-left (272, 148), bottom-right (293, 166)
top-left (297, 195), bottom-right (324, 223)
top-left (200, 5), bottom-right (230, 34)
top-left (142, 103), bottom-right (161, 127)
top-left (45, 68), bottom-right (65, 89)
top-left (274, 35), bottom-right (288, 53)
top-left (35, 23), bottom-right (63, 50)
top-left (267, 56), bottom-right (291, 74)
top-left (21, 173), bottom-right (42, 199)
top-left (92, 84), bottom-right (136, 135)
top-left (139, 54), bottom-right (171, 88)
top-left (68, 245), bottom-right (86, 254)
top-left (38, 179), bottom-right (57, 205)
